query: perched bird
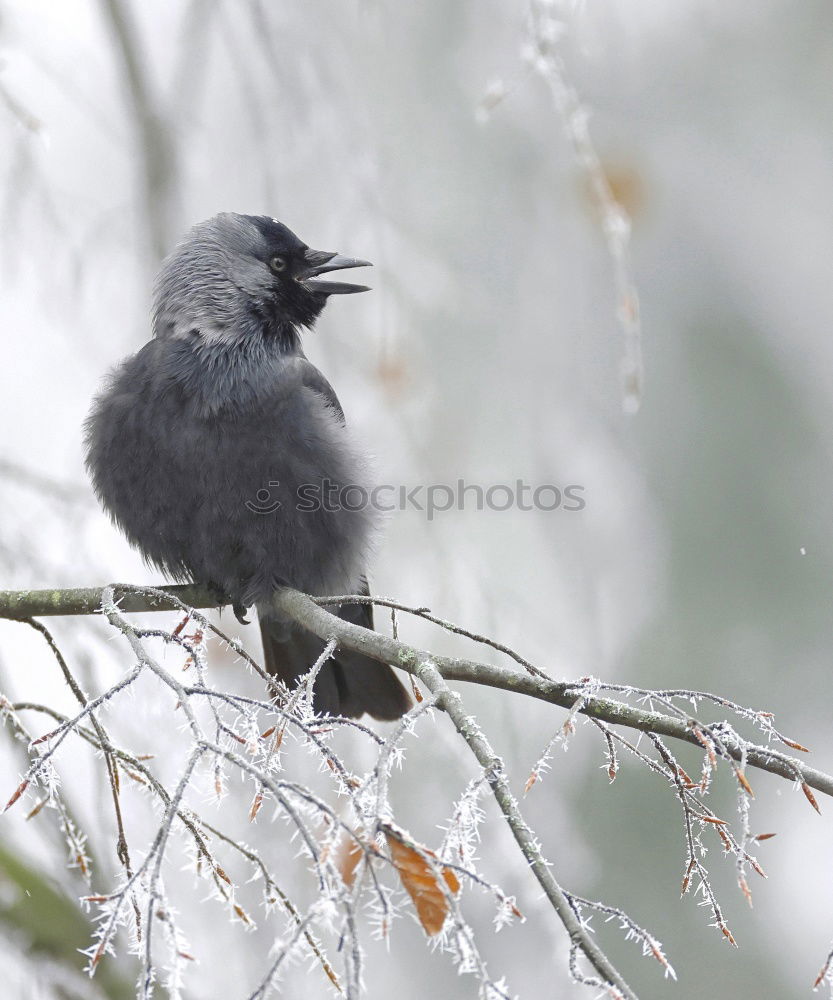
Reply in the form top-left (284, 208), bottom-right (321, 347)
top-left (84, 213), bottom-right (411, 720)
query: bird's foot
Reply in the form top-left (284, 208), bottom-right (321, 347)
top-left (232, 601), bottom-right (251, 626)
top-left (205, 581), bottom-right (251, 625)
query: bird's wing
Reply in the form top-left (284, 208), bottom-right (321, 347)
top-left (291, 357), bottom-right (346, 425)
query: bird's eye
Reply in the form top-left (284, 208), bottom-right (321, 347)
top-left (269, 255), bottom-right (287, 274)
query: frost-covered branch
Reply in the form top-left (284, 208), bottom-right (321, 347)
top-left (0, 583), bottom-right (829, 799)
top-left (0, 581), bottom-right (830, 998)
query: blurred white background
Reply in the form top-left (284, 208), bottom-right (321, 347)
top-left (1, 1), bottom-right (832, 997)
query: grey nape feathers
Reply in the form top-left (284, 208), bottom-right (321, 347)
top-left (84, 212), bottom-right (411, 720)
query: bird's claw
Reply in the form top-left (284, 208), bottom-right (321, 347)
top-left (206, 582), bottom-right (250, 625)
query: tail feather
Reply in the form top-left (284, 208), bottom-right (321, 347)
top-left (259, 586), bottom-right (411, 721)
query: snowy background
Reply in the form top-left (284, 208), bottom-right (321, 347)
top-left (1, 1), bottom-right (832, 997)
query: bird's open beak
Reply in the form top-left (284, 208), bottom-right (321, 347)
top-left (299, 249), bottom-right (372, 295)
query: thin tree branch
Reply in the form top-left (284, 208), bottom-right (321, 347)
top-left (413, 656), bottom-right (636, 998)
top-left (98, 0), bottom-right (177, 260)
top-left (0, 584), bottom-right (829, 799)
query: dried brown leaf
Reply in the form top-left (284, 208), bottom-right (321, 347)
top-left (4, 779), bottom-right (29, 812)
top-left (738, 875), bottom-right (752, 907)
top-left (802, 782), bottom-right (821, 814)
top-left (172, 615), bottom-right (190, 638)
top-left (749, 858), bottom-right (767, 879)
top-left (523, 771), bottom-right (538, 796)
top-left (25, 797), bottom-right (47, 821)
top-left (385, 829), bottom-right (461, 936)
top-left (735, 769), bottom-right (754, 798)
top-left (676, 765), bottom-right (694, 785)
top-left (31, 726), bottom-right (62, 746)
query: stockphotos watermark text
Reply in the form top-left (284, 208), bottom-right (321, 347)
top-left (246, 479), bottom-right (586, 521)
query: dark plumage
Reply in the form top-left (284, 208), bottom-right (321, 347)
top-left (84, 212), bottom-right (411, 720)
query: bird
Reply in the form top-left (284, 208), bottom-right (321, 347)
top-left (84, 212), bottom-right (411, 720)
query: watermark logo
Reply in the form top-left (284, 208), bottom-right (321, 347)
top-left (246, 479), bottom-right (585, 521)
top-left (247, 482), bottom-right (283, 514)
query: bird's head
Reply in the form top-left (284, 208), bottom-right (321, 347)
top-left (153, 213), bottom-right (371, 348)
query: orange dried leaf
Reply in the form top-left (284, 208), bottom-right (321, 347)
top-left (802, 782), bottom-right (821, 814)
top-left (215, 865), bottom-right (232, 885)
top-left (261, 726), bottom-right (276, 739)
top-left (31, 727), bottom-right (62, 746)
top-left (699, 816), bottom-right (727, 826)
top-left (738, 875), bottom-right (752, 907)
top-left (410, 676), bottom-right (424, 703)
top-left (172, 615), bottom-right (190, 637)
top-left (608, 763), bottom-right (617, 781)
top-left (692, 726), bottom-right (717, 766)
top-left (385, 830), bottom-right (461, 936)
top-left (25, 798), bottom-right (47, 821)
top-left (233, 904), bottom-right (252, 925)
top-left (782, 738), bottom-right (809, 753)
top-left (721, 925), bottom-right (737, 947)
top-left (4, 779), bottom-right (29, 812)
top-left (443, 866), bottom-right (461, 895)
top-left (736, 770), bottom-right (754, 798)
top-left (749, 858), bottom-right (767, 879)
top-left (754, 832), bottom-right (777, 842)
top-left (249, 790), bottom-right (264, 823)
top-left (523, 772), bottom-right (538, 796)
